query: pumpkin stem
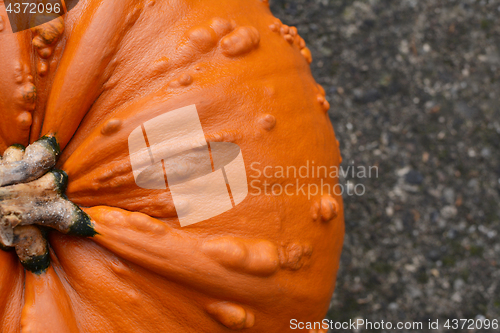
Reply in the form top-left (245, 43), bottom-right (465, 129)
top-left (0, 138), bottom-right (95, 273)
top-left (13, 226), bottom-right (50, 274)
top-left (0, 170), bottom-right (94, 235)
top-left (0, 136), bottom-right (60, 187)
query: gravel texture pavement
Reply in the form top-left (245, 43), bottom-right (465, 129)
top-left (270, 0), bottom-right (500, 331)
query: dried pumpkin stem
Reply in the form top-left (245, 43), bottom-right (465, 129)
top-left (0, 144), bottom-right (29, 248)
top-left (0, 170), bottom-right (95, 237)
top-left (1, 144), bottom-right (26, 162)
top-left (13, 226), bottom-right (50, 273)
top-left (0, 136), bottom-right (60, 187)
top-left (0, 144), bottom-right (50, 273)
top-left (0, 138), bottom-right (95, 273)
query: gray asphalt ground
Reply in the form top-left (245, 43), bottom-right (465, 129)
top-left (270, 0), bottom-right (500, 331)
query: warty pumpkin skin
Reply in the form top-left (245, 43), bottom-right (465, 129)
top-left (0, 0), bottom-right (344, 332)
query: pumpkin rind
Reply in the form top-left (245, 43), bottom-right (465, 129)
top-left (0, 0), bottom-right (344, 332)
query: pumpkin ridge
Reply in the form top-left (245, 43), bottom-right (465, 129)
top-left (41, 0), bottom-right (146, 150)
top-left (20, 262), bottom-right (80, 333)
top-left (0, 29), bottom-right (34, 151)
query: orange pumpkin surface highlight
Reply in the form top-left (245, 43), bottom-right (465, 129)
top-left (0, 0), bottom-right (344, 332)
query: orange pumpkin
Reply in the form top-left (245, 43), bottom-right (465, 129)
top-left (0, 0), bottom-right (344, 332)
